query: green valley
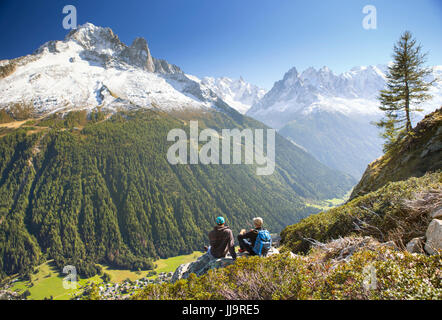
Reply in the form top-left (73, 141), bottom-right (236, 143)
top-left (7, 251), bottom-right (203, 300)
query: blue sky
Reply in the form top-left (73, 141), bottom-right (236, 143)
top-left (0, 0), bottom-right (441, 89)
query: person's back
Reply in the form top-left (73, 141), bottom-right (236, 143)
top-left (237, 217), bottom-right (271, 256)
top-left (207, 217), bottom-right (237, 259)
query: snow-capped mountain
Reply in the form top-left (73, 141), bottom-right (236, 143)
top-left (248, 65), bottom-right (442, 178)
top-left (248, 65), bottom-right (386, 124)
top-left (198, 77), bottom-right (266, 114)
top-left (0, 23), bottom-right (233, 115)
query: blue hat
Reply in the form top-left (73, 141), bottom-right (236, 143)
top-left (216, 216), bottom-right (225, 225)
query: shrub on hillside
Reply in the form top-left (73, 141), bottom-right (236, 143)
top-left (0, 110), bottom-right (13, 124)
top-left (280, 172), bottom-right (442, 253)
top-left (8, 102), bottom-right (36, 120)
top-left (132, 247), bottom-right (441, 300)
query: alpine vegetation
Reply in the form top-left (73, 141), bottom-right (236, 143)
top-left (167, 121), bottom-right (276, 176)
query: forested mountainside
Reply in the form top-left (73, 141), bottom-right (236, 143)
top-left (0, 108), bottom-right (354, 279)
top-left (350, 108), bottom-right (442, 199)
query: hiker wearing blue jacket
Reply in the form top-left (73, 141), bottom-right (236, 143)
top-left (237, 217), bottom-right (272, 257)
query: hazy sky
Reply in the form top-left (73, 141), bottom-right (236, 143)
top-left (1, 0), bottom-right (441, 89)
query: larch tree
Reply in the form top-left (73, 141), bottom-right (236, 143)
top-left (376, 31), bottom-right (434, 151)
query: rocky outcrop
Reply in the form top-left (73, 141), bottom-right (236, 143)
top-left (153, 59), bottom-right (182, 74)
top-left (406, 237), bottom-right (425, 254)
top-left (120, 37), bottom-right (155, 72)
top-left (425, 219), bottom-right (442, 255)
top-left (0, 60), bottom-right (17, 79)
top-left (431, 207), bottom-right (442, 219)
top-left (309, 236), bottom-right (398, 264)
top-left (171, 247), bottom-right (280, 283)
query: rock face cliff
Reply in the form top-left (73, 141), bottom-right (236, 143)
top-left (350, 108), bottom-right (442, 199)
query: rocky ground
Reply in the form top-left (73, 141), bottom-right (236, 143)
top-left (171, 247), bottom-right (280, 283)
top-left (406, 206), bottom-right (442, 255)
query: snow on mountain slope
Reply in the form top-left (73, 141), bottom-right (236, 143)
top-left (247, 64), bottom-right (441, 129)
top-left (0, 23), bottom-right (223, 115)
top-left (199, 77), bottom-right (266, 114)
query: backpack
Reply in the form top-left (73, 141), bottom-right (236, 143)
top-left (252, 229), bottom-right (272, 256)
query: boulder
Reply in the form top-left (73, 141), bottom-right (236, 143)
top-left (171, 247), bottom-right (280, 282)
top-left (431, 207), bottom-right (442, 219)
top-left (406, 237), bottom-right (425, 254)
top-left (424, 219), bottom-right (442, 255)
top-left (381, 241), bottom-right (398, 250)
top-left (171, 253), bottom-right (233, 283)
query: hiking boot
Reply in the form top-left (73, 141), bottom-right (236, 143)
top-left (238, 248), bottom-right (246, 253)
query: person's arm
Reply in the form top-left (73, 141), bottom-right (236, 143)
top-left (228, 230), bottom-right (237, 259)
top-left (241, 229), bottom-right (256, 240)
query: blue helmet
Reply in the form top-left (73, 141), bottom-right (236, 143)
top-left (216, 216), bottom-right (225, 225)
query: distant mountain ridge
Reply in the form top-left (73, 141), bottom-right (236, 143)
top-left (247, 64), bottom-right (441, 127)
top-left (247, 65), bottom-right (387, 128)
top-left (247, 64), bottom-right (442, 178)
top-left (199, 76), bottom-right (266, 114)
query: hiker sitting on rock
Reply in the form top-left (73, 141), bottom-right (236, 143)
top-left (204, 216), bottom-right (237, 260)
top-left (238, 217), bottom-right (272, 257)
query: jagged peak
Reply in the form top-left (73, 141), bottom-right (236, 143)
top-left (283, 66), bottom-right (299, 79)
top-left (63, 23), bottom-right (182, 75)
top-left (66, 22), bottom-right (117, 42)
top-left (319, 65), bottom-right (331, 73)
top-left (130, 37), bottom-right (150, 52)
top-left (65, 22), bottom-right (125, 55)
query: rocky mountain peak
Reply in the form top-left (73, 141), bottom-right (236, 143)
top-left (63, 23), bottom-right (180, 74)
top-left (130, 37), bottom-right (148, 50)
top-left (319, 66), bottom-right (331, 73)
top-left (282, 67), bottom-right (299, 81)
top-left (65, 23), bottom-right (125, 54)
top-left (120, 36), bottom-right (155, 72)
